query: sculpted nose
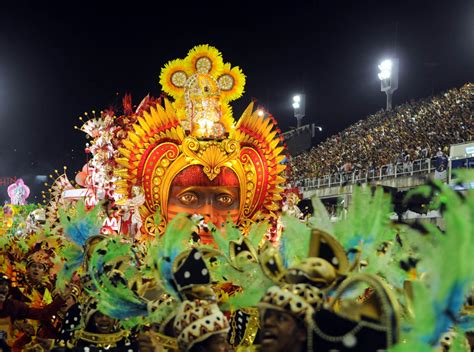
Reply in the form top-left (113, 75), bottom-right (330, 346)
top-left (201, 210), bottom-right (219, 226)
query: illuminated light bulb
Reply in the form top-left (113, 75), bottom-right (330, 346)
top-left (378, 59), bottom-right (393, 80)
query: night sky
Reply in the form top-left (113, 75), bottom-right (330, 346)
top-left (1, 0), bottom-right (473, 202)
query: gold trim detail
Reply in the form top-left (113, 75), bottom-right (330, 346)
top-left (229, 307), bottom-right (260, 347)
top-left (73, 329), bottom-right (129, 348)
top-left (182, 137), bottom-right (240, 181)
top-left (148, 330), bottom-right (179, 350)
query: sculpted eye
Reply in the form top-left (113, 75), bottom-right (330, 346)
top-left (216, 193), bottom-right (234, 207)
top-left (178, 192), bottom-right (199, 206)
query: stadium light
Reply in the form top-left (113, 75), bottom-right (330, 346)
top-left (378, 58), bottom-right (399, 111)
top-left (292, 94), bottom-right (305, 128)
top-left (311, 124), bottom-right (322, 137)
top-left (257, 109), bottom-right (264, 117)
top-left (378, 59), bottom-right (393, 80)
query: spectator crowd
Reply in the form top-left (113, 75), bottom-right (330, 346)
top-left (288, 83), bottom-right (473, 183)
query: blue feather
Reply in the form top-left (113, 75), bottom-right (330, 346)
top-left (86, 240), bottom-right (148, 321)
top-left (458, 315), bottom-right (474, 332)
top-left (424, 280), bottom-right (469, 344)
top-left (150, 213), bottom-right (195, 298)
top-left (93, 283), bottom-right (148, 320)
top-left (59, 201), bottom-right (102, 246)
top-left (279, 236), bottom-right (289, 268)
top-left (56, 249), bottom-right (84, 291)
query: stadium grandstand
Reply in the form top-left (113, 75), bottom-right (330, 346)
top-left (286, 83), bottom-right (473, 221)
top-left (288, 83), bottom-right (473, 186)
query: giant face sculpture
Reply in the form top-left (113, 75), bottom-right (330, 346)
top-left (168, 166), bottom-right (240, 228)
top-left (114, 45), bottom-right (286, 239)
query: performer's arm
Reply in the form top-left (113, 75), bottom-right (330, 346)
top-left (16, 296), bottom-right (66, 321)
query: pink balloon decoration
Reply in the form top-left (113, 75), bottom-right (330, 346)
top-left (7, 178), bottom-right (30, 205)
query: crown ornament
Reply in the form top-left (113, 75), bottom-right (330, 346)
top-left (114, 45), bottom-right (287, 238)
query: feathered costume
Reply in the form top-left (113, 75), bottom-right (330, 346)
top-left (388, 172), bottom-right (474, 351)
top-left (56, 200), bottom-right (103, 291)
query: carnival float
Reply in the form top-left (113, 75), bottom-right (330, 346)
top-left (0, 45), bottom-right (473, 351)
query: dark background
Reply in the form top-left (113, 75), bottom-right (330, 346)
top-left (0, 0), bottom-right (473, 202)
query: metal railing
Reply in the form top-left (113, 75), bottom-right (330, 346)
top-left (296, 158), bottom-right (438, 191)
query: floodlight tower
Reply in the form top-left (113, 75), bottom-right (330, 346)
top-left (378, 59), bottom-right (399, 111)
top-left (292, 94), bottom-right (306, 128)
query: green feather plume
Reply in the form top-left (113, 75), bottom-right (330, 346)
top-left (148, 213), bottom-right (195, 298)
top-left (222, 261), bottom-right (274, 311)
top-left (0, 236), bottom-right (9, 250)
top-left (361, 238), bottom-right (408, 289)
top-left (58, 200), bottom-right (103, 246)
top-left (213, 221), bottom-right (241, 259)
top-left (280, 214), bottom-right (311, 268)
top-left (17, 237), bottom-right (29, 253)
top-left (207, 221), bottom-right (272, 310)
top-left (307, 196), bottom-right (334, 235)
top-left (388, 341), bottom-right (433, 352)
top-left (56, 243), bottom-right (84, 291)
top-left (390, 171), bottom-right (474, 349)
top-left (246, 221), bottom-right (269, 249)
top-left (333, 186), bottom-right (393, 251)
top-left (86, 238), bottom-right (150, 328)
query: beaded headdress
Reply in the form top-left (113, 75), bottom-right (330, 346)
top-left (173, 299), bottom-right (229, 352)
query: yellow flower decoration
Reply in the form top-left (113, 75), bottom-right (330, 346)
top-left (185, 44), bottom-right (224, 77)
top-left (159, 59), bottom-right (189, 98)
top-left (217, 63), bottom-right (246, 102)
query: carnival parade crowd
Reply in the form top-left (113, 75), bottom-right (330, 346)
top-left (0, 42), bottom-right (473, 352)
top-left (1, 178), bottom-right (474, 352)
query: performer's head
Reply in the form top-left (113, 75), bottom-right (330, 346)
top-left (259, 308), bottom-right (307, 352)
top-left (26, 250), bottom-right (51, 285)
top-left (258, 284), bottom-right (322, 352)
top-left (26, 262), bottom-right (46, 284)
top-left (0, 273), bottom-right (10, 303)
top-left (173, 299), bottom-right (230, 352)
top-left (89, 311), bottom-right (118, 334)
top-left (188, 333), bottom-right (229, 352)
top-left (167, 165), bottom-right (240, 229)
top-left (83, 297), bottom-right (119, 334)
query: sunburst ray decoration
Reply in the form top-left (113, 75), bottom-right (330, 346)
top-left (114, 99), bottom-right (185, 205)
top-left (220, 103), bottom-right (235, 135)
top-left (232, 102), bottom-right (286, 219)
